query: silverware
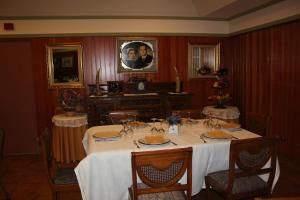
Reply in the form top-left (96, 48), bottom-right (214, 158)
top-left (231, 135), bottom-right (239, 140)
top-left (171, 141), bottom-right (178, 146)
top-left (200, 135), bottom-right (207, 143)
top-left (133, 140), bottom-right (140, 148)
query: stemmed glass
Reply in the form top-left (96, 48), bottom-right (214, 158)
top-left (157, 118), bottom-right (165, 134)
top-left (187, 111), bottom-right (192, 125)
top-left (150, 118), bottom-right (158, 134)
top-left (119, 119), bottom-right (128, 136)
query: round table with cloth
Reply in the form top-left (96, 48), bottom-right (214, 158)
top-left (52, 113), bottom-right (87, 163)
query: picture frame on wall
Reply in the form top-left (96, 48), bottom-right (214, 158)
top-left (46, 44), bottom-right (84, 88)
top-left (117, 37), bottom-right (158, 73)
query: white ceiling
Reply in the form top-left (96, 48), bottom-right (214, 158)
top-left (0, 0), bottom-right (283, 20)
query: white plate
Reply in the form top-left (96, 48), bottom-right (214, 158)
top-left (138, 138), bottom-right (171, 145)
top-left (203, 131), bottom-right (233, 139)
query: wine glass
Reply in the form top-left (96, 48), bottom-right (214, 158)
top-left (150, 118), bottom-right (158, 134)
top-left (119, 119), bottom-right (128, 136)
top-left (157, 118), bottom-right (165, 134)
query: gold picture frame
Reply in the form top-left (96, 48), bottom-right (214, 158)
top-left (117, 37), bottom-right (158, 73)
top-left (47, 44), bottom-right (84, 88)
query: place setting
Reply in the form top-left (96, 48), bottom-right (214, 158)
top-left (92, 130), bottom-right (122, 142)
top-left (133, 133), bottom-right (179, 149)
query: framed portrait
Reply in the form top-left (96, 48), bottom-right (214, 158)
top-left (47, 44), bottom-right (84, 88)
top-left (117, 37), bottom-right (158, 73)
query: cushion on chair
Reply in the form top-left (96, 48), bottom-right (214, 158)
top-left (207, 170), bottom-right (268, 194)
top-left (129, 183), bottom-right (186, 200)
top-left (53, 167), bottom-right (78, 185)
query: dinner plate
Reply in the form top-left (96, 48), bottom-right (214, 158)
top-left (221, 122), bottom-right (241, 129)
top-left (93, 131), bottom-right (121, 139)
top-left (203, 130), bottom-right (233, 139)
top-left (138, 138), bottom-right (171, 145)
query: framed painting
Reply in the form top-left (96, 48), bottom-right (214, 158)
top-left (46, 44), bottom-right (84, 88)
top-left (117, 37), bottom-right (158, 73)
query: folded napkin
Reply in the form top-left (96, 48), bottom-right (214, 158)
top-left (95, 137), bottom-right (120, 142)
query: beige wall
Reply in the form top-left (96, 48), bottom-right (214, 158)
top-left (0, 0), bottom-right (299, 36)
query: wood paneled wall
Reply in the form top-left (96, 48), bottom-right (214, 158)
top-left (226, 19), bottom-right (300, 160)
top-left (32, 36), bottom-right (222, 135)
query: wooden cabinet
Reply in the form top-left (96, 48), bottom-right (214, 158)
top-left (87, 81), bottom-right (192, 126)
top-left (87, 93), bottom-right (192, 127)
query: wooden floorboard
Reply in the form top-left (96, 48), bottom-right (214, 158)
top-left (0, 154), bottom-right (299, 200)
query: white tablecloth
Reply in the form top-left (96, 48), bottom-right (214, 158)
top-left (52, 113), bottom-right (88, 127)
top-left (75, 121), bottom-right (280, 200)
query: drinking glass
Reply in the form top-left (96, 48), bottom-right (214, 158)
top-left (150, 118), bottom-right (158, 134)
top-left (157, 118), bottom-right (165, 134)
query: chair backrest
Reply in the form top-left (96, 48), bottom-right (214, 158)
top-left (172, 109), bottom-right (202, 119)
top-left (40, 128), bottom-right (53, 180)
top-left (131, 147), bottom-right (193, 200)
top-left (227, 137), bottom-right (279, 194)
top-left (108, 110), bottom-right (139, 124)
top-left (245, 113), bottom-right (270, 136)
top-left (0, 128), bottom-right (5, 160)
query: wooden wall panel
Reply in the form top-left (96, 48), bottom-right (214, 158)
top-left (31, 36), bottom-right (222, 135)
top-left (227, 19), bottom-right (300, 160)
top-left (0, 40), bottom-right (38, 154)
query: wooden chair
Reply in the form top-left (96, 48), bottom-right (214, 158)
top-left (244, 113), bottom-right (271, 136)
top-left (108, 110), bottom-right (139, 124)
top-left (255, 198), bottom-right (300, 200)
top-left (205, 137), bottom-right (279, 200)
top-left (129, 147), bottom-right (193, 200)
top-left (40, 128), bottom-right (80, 200)
top-left (172, 109), bottom-right (203, 119)
top-left (0, 128), bottom-right (11, 200)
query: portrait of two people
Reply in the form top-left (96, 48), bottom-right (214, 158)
top-left (122, 42), bottom-right (154, 69)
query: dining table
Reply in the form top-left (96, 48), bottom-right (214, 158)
top-left (75, 120), bottom-right (280, 200)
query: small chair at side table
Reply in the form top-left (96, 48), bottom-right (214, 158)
top-left (128, 147), bottom-right (193, 200)
top-left (205, 137), bottom-right (279, 200)
top-left (0, 128), bottom-right (11, 200)
top-left (40, 128), bottom-right (80, 200)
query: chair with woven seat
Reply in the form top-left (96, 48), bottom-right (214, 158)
top-left (205, 137), bottom-right (279, 200)
top-left (40, 128), bottom-right (80, 200)
top-left (244, 113), bottom-right (271, 136)
top-left (0, 128), bottom-right (11, 200)
top-left (108, 110), bottom-right (139, 124)
top-left (172, 109), bottom-right (203, 119)
top-left (128, 147), bottom-right (193, 200)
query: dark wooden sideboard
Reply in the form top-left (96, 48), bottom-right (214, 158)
top-left (87, 82), bottom-right (192, 126)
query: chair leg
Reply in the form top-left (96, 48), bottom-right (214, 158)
top-left (0, 180), bottom-right (11, 200)
top-left (205, 177), bottom-right (211, 200)
top-left (52, 191), bottom-right (58, 200)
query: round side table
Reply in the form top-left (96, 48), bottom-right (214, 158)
top-left (52, 113), bottom-right (87, 163)
top-left (202, 106), bottom-right (240, 123)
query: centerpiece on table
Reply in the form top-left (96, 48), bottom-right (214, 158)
top-left (208, 68), bottom-right (231, 109)
top-left (167, 115), bottom-right (182, 135)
